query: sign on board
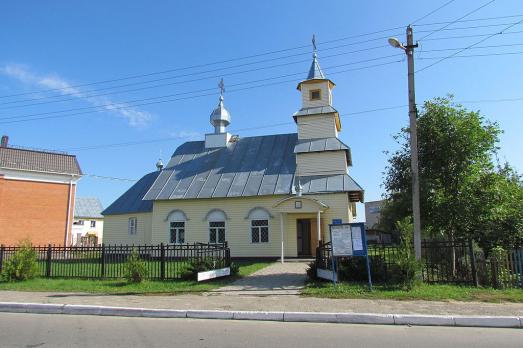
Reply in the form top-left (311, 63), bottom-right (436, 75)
top-left (329, 223), bottom-right (367, 257)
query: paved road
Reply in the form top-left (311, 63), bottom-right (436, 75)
top-left (212, 262), bottom-right (308, 295)
top-left (0, 313), bottom-right (522, 348)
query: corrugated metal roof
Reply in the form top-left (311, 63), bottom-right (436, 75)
top-left (102, 171), bottom-right (160, 215)
top-left (104, 134), bottom-right (364, 215)
top-left (143, 133), bottom-right (298, 201)
top-left (294, 137), bottom-right (349, 153)
top-left (293, 105), bottom-right (338, 118)
top-left (74, 197), bottom-right (104, 218)
top-left (294, 137), bottom-right (352, 166)
top-left (0, 147), bottom-right (82, 175)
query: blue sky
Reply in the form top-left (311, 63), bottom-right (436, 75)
top-left (1, 1), bottom-right (522, 220)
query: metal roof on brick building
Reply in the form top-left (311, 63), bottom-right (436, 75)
top-left (0, 146), bottom-right (82, 175)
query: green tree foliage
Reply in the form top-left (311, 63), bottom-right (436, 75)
top-left (381, 96), bottom-right (523, 252)
top-left (1, 240), bottom-right (39, 281)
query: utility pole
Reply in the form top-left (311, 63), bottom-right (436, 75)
top-left (405, 25), bottom-right (422, 261)
top-left (387, 26), bottom-right (421, 260)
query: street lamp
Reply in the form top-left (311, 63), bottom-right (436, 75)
top-left (388, 25), bottom-right (422, 261)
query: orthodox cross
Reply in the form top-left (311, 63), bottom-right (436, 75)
top-left (218, 78), bottom-right (225, 98)
top-left (312, 34), bottom-right (317, 55)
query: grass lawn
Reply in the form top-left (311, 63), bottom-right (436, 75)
top-left (0, 261), bottom-right (272, 295)
top-left (303, 282), bottom-right (523, 303)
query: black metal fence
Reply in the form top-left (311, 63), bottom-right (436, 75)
top-left (0, 243), bottom-right (231, 280)
top-left (316, 240), bottom-right (523, 288)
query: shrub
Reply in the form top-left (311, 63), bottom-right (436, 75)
top-left (123, 248), bottom-right (148, 283)
top-left (391, 218), bottom-right (421, 290)
top-left (337, 256), bottom-right (388, 283)
top-left (1, 240), bottom-right (38, 281)
top-left (230, 262), bottom-right (240, 276)
top-left (181, 258), bottom-right (218, 280)
top-left (306, 261), bottom-right (318, 280)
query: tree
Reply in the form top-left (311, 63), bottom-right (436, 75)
top-left (381, 96), bottom-right (522, 252)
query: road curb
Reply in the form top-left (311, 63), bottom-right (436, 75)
top-left (0, 302), bottom-right (521, 328)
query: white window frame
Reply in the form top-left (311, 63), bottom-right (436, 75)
top-left (128, 217), bottom-right (137, 235)
top-left (169, 221), bottom-right (185, 244)
top-left (251, 219), bottom-right (269, 244)
top-left (208, 220), bottom-right (226, 244)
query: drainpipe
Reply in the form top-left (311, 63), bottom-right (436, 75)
top-left (317, 210), bottom-right (321, 243)
top-left (64, 175), bottom-right (75, 246)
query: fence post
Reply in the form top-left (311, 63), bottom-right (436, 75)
top-left (160, 243), bottom-right (165, 280)
top-left (46, 244), bottom-right (52, 278)
top-left (468, 239), bottom-right (478, 287)
top-left (101, 244), bottom-right (106, 278)
top-left (0, 245), bottom-right (4, 274)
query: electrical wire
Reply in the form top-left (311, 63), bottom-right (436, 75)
top-left (411, 0), bottom-right (458, 25)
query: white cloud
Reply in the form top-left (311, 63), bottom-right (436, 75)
top-left (169, 130), bottom-right (202, 141)
top-left (0, 63), bottom-right (152, 127)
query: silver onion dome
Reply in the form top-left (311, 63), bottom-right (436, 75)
top-left (210, 79), bottom-right (231, 134)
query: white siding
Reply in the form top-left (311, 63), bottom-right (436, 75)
top-left (297, 114), bottom-right (338, 139)
top-left (296, 151), bottom-right (347, 176)
top-left (300, 81), bottom-right (332, 108)
top-left (103, 212), bottom-right (152, 245)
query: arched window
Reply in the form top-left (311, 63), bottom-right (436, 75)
top-left (166, 210), bottom-right (187, 244)
top-left (246, 208), bottom-right (271, 244)
top-left (206, 209), bottom-right (227, 244)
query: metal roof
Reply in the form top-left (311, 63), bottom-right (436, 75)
top-left (297, 174), bottom-right (364, 201)
top-left (294, 137), bottom-right (352, 166)
top-left (143, 133), bottom-right (298, 200)
top-left (102, 171), bottom-right (160, 215)
top-left (142, 133), bottom-right (363, 201)
top-left (293, 105), bottom-right (338, 118)
top-left (74, 197), bottom-right (104, 218)
top-left (307, 53), bottom-right (325, 80)
top-left (0, 146), bottom-right (82, 175)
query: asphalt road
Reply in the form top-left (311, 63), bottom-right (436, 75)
top-left (0, 313), bottom-right (522, 348)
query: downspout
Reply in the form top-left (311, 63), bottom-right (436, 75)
top-left (64, 175), bottom-right (74, 246)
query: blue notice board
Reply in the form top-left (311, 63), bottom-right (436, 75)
top-left (329, 222), bottom-right (368, 257)
top-left (328, 222), bottom-right (372, 290)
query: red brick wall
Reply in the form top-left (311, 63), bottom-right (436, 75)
top-left (0, 176), bottom-right (75, 246)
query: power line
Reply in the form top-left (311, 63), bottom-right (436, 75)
top-left (411, 0), bottom-right (458, 25)
top-left (1, 14), bottom-right (520, 101)
top-left (4, 21), bottom-right (517, 108)
top-left (0, 28), bottom-right (407, 100)
top-left (84, 174), bottom-right (137, 182)
top-left (416, 19), bottom-right (523, 72)
top-left (59, 95), bottom-right (523, 153)
top-left (414, 14), bottom-right (523, 27)
top-left (418, 0), bottom-right (497, 41)
top-left (0, 45), bottom-right (391, 109)
top-left (0, 57), bottom-right (404, 122)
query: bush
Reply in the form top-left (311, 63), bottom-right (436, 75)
top-left (306, 261), bottom-right (318, 280)
top-left (230, 262), bottom-right (240, 276)
top-left (337, 256), bottom-right (388, 283)
top-left (123, 248), bottom-right (148, 283)
top-left (1, 240), bottom-right (38, 281)
top-left (181, 258), bottom-right (219, 280)
top-left (391, 218), bottom-right (421, 290)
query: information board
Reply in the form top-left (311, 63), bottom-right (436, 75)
top-left (330, 224), bottom-right (353, 256)
top-left (329, 223), bottom-right (367, 257)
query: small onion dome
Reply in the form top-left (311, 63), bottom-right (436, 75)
top-left (210, 95), bottom-right (231, 130)
top-left (156, 158), bottom-right (164, 171)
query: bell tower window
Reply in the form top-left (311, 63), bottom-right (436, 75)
top-left (310, 89), bottom-right (321, 101)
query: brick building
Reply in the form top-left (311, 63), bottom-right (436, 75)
top-left (0, 136), bottom-right (82, 246)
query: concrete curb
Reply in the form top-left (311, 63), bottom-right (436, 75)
top-left (0, 302), bottom-right (521, 328)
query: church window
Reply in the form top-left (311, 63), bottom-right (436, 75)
top-left (310, 89), bottom-right (321, 101)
